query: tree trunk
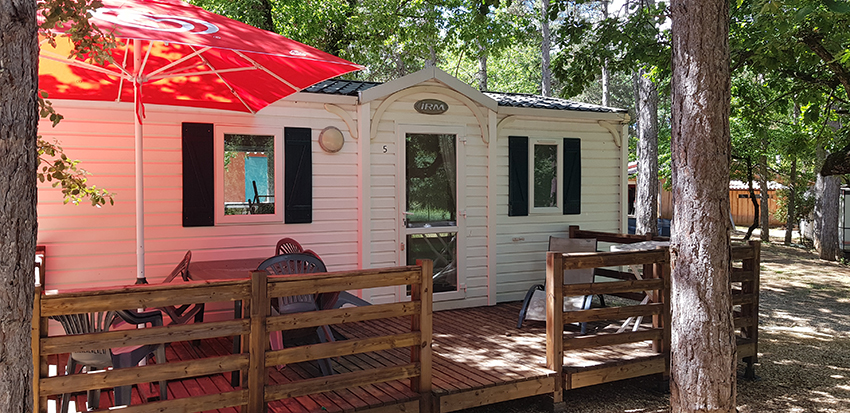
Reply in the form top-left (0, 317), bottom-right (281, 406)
top-left (759, 155), bottom-right (770, 242)
top-left (0, 1), bottom-right (39, 412)
top-left (814, 143), bottom-right (841, 261)
top-left (634, 0), bottom-right (658, 236)
top-left (600, 0), bottom-right (609, 106)
top-left (477, 42), bottom-right (487, 91)
top-left (785, 157), bottom-right (797, 245)
top-left (670, 1), bottom-right (736, 412)
top-left (635, 67), bottom-right (659, 236)
top-left (744, 157), bottom-right (758, 240)
top-left (541, 0), bottom-right (552, 97)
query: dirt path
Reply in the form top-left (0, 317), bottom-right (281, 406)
top-left (459, 240), bottom-right (850, 412)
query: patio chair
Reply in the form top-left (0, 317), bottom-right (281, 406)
top-left (275, 237), bottom-right (304, 256)
top-left (159, 251), bottom-right (205, 349)
top-left (259, 253), bottom-right (334, 376)
top-left (517, 237), bottom-right (597, 334)
top-left (53, 309), bottom-right (167, 412)
top-left (303, 249), bottom-right (339, 311)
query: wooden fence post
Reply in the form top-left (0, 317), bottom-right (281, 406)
top-left (411, 260), bottom-right (433, 413)
top-left (32, 286), bottom-right (47, 413)
top-left (546, 251), bottom-right (565, 405)
top-left (247, 270), bottom-right (268, 413)
top-left (742, 241), bottom-right (760, 379)
top-left (659, 248), bottom-right (671, 385)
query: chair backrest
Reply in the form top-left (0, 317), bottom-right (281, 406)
top-left (548, 237), bottom-right (597, 284)
top-left (275, 238), bottom-right (304, 256)
top-left (52, 312), bottom-right (117, 355)
top-left (303, 250), bottom-right (339, 310)
top-left (163, 250), bottom-right (192, 283)
top-left (259, 252), bottom-right (327, 275)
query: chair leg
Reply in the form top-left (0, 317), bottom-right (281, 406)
top-left (60, 357), bottom-right (77, 413)
top-left (316, 327), bottom-right (334, 376)
top-left (517, 284), bottom-right (544, 329)
top-left (155, 344), bottom-right (168, 401)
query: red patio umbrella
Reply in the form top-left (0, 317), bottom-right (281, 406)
top-left (39, 0), bottom-right (363, 282)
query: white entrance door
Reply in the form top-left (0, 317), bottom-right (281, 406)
top-left (399, 127), bottom-right (466, 301)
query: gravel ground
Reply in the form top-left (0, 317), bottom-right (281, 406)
top-left (458, 231), bottom-right (850, 412)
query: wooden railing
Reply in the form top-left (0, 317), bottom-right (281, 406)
top-left (33, 262), bottom-right (432, 413)
top-left (545, 245), bottom-right (670, 401)
top-left (552, 226), bottom-right (761, 395)
top-left (732, 241), bottom-right (760, 379)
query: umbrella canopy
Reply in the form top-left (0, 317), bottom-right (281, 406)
top-left (38, 0), bottom-right (362, 282)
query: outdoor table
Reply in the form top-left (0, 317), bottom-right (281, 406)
top-left (187, 257), bottom-right (266, 386)
top-left (609, 241), bottom-right (669, 332)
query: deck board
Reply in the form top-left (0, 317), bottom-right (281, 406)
top-left (47, 302), bottom-right (667, 413)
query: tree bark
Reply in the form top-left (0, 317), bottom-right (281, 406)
top-left (670, 1), bottom-right (736, 412)
top-left (600, 0), bottom-right (609, 106)
top-left (744, 157), bottom-right (758, 240)
top-left (541, 0), bottom-right (552, 97)
top-left (814, 144), bottom-right (841, 261)
top-left (636, 67), bottom-right (659, 236)
top-left (785, 157), bottom-right (797, 245)
top-left (0, 0), bottom-right (39, 412)
top-left (634, 0), bottom-right (658, 236)
top-left (758, 155), bottom-right (770, 242)
top-left (477, 42), bottom-right (487, 91)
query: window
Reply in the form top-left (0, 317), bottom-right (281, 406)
top-left (532, 141), bottom-right (560, 211)
top-left (224, 134), bottom-right (275, 216)
top-left (509, 136), bottom-right (581, 216)
top-left (215, 128), bottom-right (283, 224)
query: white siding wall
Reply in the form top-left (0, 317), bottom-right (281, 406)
top-left (367, 82), bottom-right (490, 309)
top-left (495, 116), bottom-right (624, 303)
top-left (37, 98), bottom-right (360, 290)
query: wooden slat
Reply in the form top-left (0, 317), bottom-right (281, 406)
top-left (247, 271), bottom-right (268, 412)
top-left (566, 357), bottom-right (667, 389)
top-left (546, 252), bottom-right (565, 404)
top-left (570, 227), bottom-right (660, 244)
top-left (40, 281), bottom-right (250, 317)
top-left (267, 268), bottom-right (422, 297)
top-left (731, 245), bottom-right (755, 260)
top-left (264, 364), bottom-right (420, 401)
top-left (560, 249), bottom-right (668, 270)
top-left (438, 376), bottom-right (556, 412)
top-left (355, 400), bottom-right (419, 413)
top-left (266, 332), bottom-right (420, 366)
top-left (562, 303), bottom-right (664, 324)
top-left (562, 278), bottom-right (663, 296)
top-left (563, 329), bottom-right (663, 351)
top-left (731, 268), bottom-right (755, 283)
top-left (732, 293), bottom-right (755, 306)
top-left (39, 354), bottom-right (248, 396)
top-left (41, 319), bottom-right (248, 356)
top-left (734, 316), bottom-right (755, 329)
top-left (413, 260), bottom-right (433, 412)
top-left (91, 390), bottom-right (249, 413)
top-left (267, 302), bottom-right (420, 332)
top-left (737, 341), bottom-right (756, 359)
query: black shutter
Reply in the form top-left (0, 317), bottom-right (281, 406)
top-left (285, 127), bottom-right (312, 224)
top-left (508, 136), bottom-right (529, 216)
top-left (182, 123), bottom-right (214, 227)
top-left (563, 138), bottom-right (581, 215)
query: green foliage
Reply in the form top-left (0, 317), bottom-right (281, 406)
top-left (38, 0), bottom-right (116, 207)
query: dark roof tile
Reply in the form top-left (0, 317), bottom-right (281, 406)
top-left (303, 79), bottom-right (626, 113)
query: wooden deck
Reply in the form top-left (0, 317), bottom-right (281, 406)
top-left (50, 301), bottom-right (665, 413)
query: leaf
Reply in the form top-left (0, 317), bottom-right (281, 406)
top-left (824, 0), bottom-right (850, 13)
top-left (795, 6), bottom-right (814, 22)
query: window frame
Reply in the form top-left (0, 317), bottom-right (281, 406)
top-left (215, 126), bottom-right (284, 224)
top-left (528, 138), bottom-right (563, 214)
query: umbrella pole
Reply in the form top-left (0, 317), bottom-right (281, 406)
top-left (133, 39), bottom-right (147, 284)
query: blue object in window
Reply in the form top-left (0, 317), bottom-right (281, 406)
top-left (244, 156), bottom-right (269, 201)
